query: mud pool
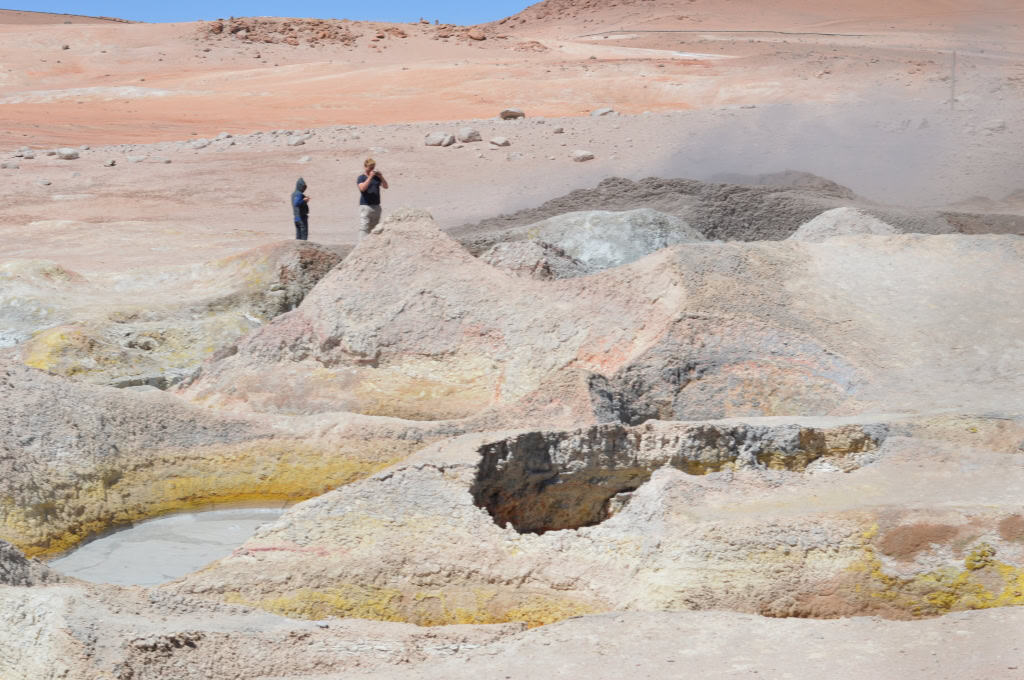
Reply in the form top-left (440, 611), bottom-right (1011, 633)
top-left (47, 507), bottom-right (286, 586)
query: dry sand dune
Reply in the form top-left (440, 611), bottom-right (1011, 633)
top-left (1, 2), bottom-right (1024, 679)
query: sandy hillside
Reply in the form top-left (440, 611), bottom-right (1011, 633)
top-left (1, 1), bottom-right (1022, 270)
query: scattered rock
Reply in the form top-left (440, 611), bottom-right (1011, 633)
top-left (298, 155), bottom-right (312, 163)
top-left (191, 139), bottom-right (211, 150)
top-left (424, 132), bottom-right (453, 147)
top-left (56, 148), bottom-right (80, 160)
top-left (125, 156), bottom-right (147, 163)
top-left (500, 108), bottom-right (525, 120)
top-left (216, 132), bottom-right (233, 140)
top-left (21, 151), bottom-right (35, 159)
top-left (490, 137), bottom-right (511, 147)
top-left (553, 127), bottom-right (564, 134)
top-left (458, 127), bottom-right (483, 143)
top-left (591, 107), bottom-right (615, 117)
top-left (37, 179), bottom-right (51, 186)
top-left (103, 159), bottom-right (116, 167)
top-left (467, 28), bottom-right (486, 41)
top-left (0, 162), bottom-right (18, 170)
top-left (571, 150), bottom-right (595, 162)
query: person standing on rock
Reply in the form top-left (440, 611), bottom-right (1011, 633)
top-left (291, 177), bottom-right (310, 240)
top-left (356, 158), bottom-right (388, 238)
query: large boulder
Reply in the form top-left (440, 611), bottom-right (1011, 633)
top-left (515, 208), bottom-right (705, 272)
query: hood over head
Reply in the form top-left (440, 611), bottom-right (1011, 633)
top-left (295, 177), bottom-right (307, 192)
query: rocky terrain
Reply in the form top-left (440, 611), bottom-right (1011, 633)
top-left (2, 0), bottom-right (1024, 678)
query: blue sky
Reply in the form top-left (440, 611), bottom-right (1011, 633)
top-left (14, 0), bottom-right (536, 24)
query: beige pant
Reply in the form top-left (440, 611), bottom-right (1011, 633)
top-left (359, 205), bottom-right (382, 236)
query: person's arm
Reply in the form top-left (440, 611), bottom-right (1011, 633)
top-left (357, 173), bottom-right (372, 192)
top-left (379, 174), bottom-right (389, 190)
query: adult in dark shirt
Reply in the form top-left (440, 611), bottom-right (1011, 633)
top-left (356, 157), bottom-right (388, 238)
top-left (291, 177), bottom-right (310, 240)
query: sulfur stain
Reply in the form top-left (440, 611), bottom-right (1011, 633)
top-left (2, 439), bottom-right (413, 558)
top-left (229, 585), bottom-right (600, 627)
top-left (848, 535), bottom-right (1024, 616)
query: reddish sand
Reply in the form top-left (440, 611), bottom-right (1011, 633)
top-left (1, 1), bottom-right (1022, 271)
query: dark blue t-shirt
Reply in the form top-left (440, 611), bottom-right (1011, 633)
top-left (357, 174), bottom-right (382, 206)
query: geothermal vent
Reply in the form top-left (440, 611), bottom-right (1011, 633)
top-left (470, 422), bottom-right (886, 533)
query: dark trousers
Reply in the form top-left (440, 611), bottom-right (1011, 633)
top-left (295, 219), bottom-right (308, 240)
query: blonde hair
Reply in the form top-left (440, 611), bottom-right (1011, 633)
top-left (364, 157), bottom-right (376, 169)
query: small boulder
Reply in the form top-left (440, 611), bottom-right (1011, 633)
top-left (490, 137), bottom-right (511, 147)
top-left (126, 156), bottom-right (147, 163)
top-left (572, 150), bottom-right (595, 162)
top-left (590, 107), bottom-right (615, 117)
top-left (500, 108), bottom-right (525, 120)
top-left (38, 179), bottom-right (52, 186)
top-left (553, 127), bottom-right (564, 134)
top-left (191, 139), bottom-right (210, 150)
top-left (216, 132), bottom-right (233, 140)
top-left (467, 28), bottom-right (486, 41)
top-left (22, 151), bottom-right (35, 159)
top-left (457, 127), bottom-right (482, 143)
top-left (424, 132), bottom-right (450, 147)
top-left (56, 148), bottom-right (80, 160)
top-left (103, 159), bottom-right (116, 167)
top-left (1, 161), bottom-right (19, 170)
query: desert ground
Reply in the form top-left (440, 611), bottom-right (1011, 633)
top-left (2, 1), bottom-right (1024, 678)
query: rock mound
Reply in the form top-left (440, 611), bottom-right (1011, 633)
top-left (452, 176), bottom-right (966, 250)
top-left (181, 212), bottom-right (1024, 427)
top-left (710, 169), bottom-right (858, 200)
top-left (789, 207), bottom-right (900, 242)
top-left (198, 17), bottom-right (363, 47)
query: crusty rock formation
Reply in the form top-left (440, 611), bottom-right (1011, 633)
top-left (4, 240), bottom-right (345, 387)
top-left (0, 577), bottom-right (523, 680)
top-left (0, 540), bottom-right (62, 586)
top-left (0, 353), bottom-right (449, 557)
top-left (169, 415), bottom-right (1024, 624)
top-left (180, 212), bottom-right (1024, 424)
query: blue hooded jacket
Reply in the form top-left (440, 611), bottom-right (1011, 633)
top-left (291, 178), bottom-right (309, 223)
